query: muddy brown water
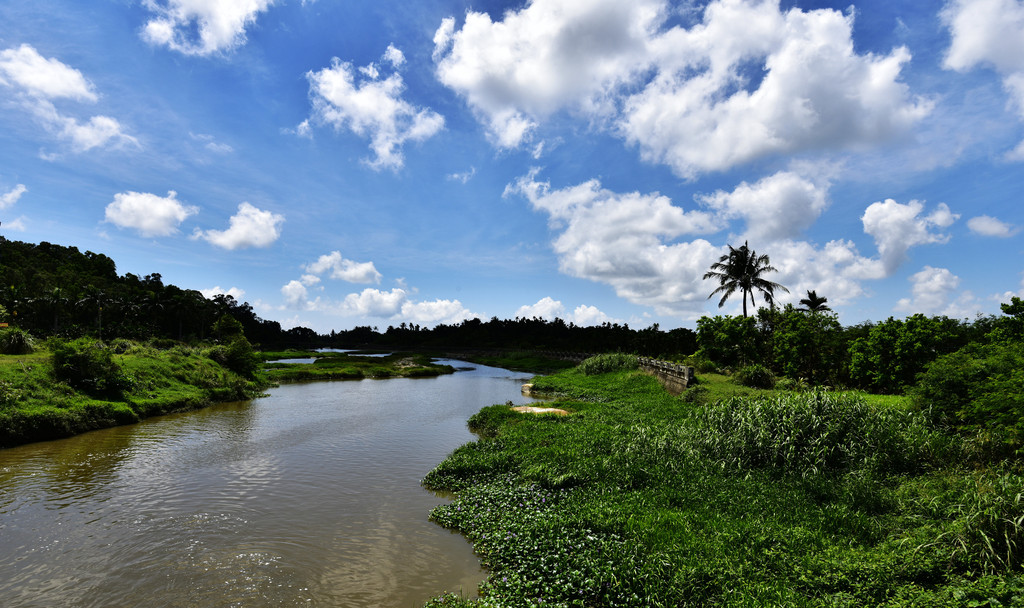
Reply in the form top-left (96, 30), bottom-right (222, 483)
top-left (0, 360), bottom-right (539, 607)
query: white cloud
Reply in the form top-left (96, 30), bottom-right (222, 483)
top-left (943, 0), bottom-right (1024, 158)
top-left (433, 0), bottom-right (661, 148)
top-left (200, 286), bottom-right (246, 301)
top-left (105, 190), bottom-right (199, 237)
top-left (140, 0), bottom-right (275, 56)
top-left (192, 202), bottom-right (284, 249)
top-left (569, 304), bottom-right (619, 327)
top-left (506, 170), bottom-right (723, 316)
top-left (401, 299), bottom-right (478, 325)
top-left (861, 199), bottom-right (959, 275)
top-left (304, 47), bottom-right (445, 170)
top-left (0, 184), bottom-right (27, 210)
top-left (896, 266), bottom-right (979, 317)
top-left (515, 296), bottom-right (566, 320)
top-left (0, 45), bottom-right (136, 152)
top-left (434, 0), bottom-right (929, 176)
top-left (304, 251), bottom-right (382, 284)
top-left (281, 280), bottom-right (316, 310)
top-left (339, 288), bottom-right (408, 317)
top-left (696, 171), bottom-right (829, 242)
top-left (0, 44), bottom-right (96, 101)
top-left (3, 216), bottom-right (28, 231)
top-left (507, 169), bottom-right (967, 319)
top-left (968, 214), bottom-right (1020, 237)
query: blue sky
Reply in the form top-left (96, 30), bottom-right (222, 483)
top-left (1, 0), bottom-right (1022, 333)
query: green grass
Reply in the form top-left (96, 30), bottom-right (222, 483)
top-left (422, 365), bottom-right (1024, 607)
top-left (0, 343), bottom-right (266, 448)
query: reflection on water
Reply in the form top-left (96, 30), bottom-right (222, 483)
top-left (0, 361), bottom-right (537, 607)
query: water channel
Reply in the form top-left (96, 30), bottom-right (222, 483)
top-left (0, 360), bottom-right (541, 607)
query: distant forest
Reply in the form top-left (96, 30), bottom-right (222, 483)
top-left (0, 238), bottom-right (697, 356)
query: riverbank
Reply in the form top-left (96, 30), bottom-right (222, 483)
top-left (0, 341), bottom-right (268, 448)
top-left (422, 359), bottom-right (1024, 606)
top-left (0, 344), bottom-right (455, 449)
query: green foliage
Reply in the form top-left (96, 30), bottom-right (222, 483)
top-left (212, 314), bottom-right (245, 341)
top-left (911, 340), bottom-right (1024, 449)
top-left (762, 306), bottom-right (845, 385)
top-left (695, 314), bottom-right (760, 369)
top-left (734, 363), bottom-right (776, 389)
top-left (0, 327), bottom-right (35, 354)
top-left (577, 352), bottom-right (639, 375)
top-left (50, 338), bottom-right (132, 397)
top-left (425, 365), bottom-right (1024, 607)
top-left (849, 314), bottom-right (968, 393)
top-left (686, 391), bottom-right (951, 476)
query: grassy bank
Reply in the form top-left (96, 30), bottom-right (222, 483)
top-left (423, 361), bottom-right (1024, 607)
top-left (0, 341), bottom-right (266, 448)
top-left (262, 351), bottom-right (455, 382)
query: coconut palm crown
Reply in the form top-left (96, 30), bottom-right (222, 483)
top-left (703, 241), bottom-right (789, 317)
top-left (798, 289), bottom-right (831, 313)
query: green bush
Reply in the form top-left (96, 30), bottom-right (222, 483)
top-left (578, 353), bottom-right (639, 376)
top-left (0, 327), bottom-right (35, 354)
top-left (685, 391), bottom-right (950, 476)
top-left (50, 338), bottom-right (132, 397)
top-left (734, 363), bottom-right (775, 389)
top-left (911, 341), bottom-right (1024, 447)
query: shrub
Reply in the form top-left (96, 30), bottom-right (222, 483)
top-left (911, 341), bottom-right (1024, 447)
top-left (578, 353), bottom-right (639, 376)
top-left (0, 327), bottom-right (35, 354)
top-left (50, 338), bottom-right (132, 397)
top-left (734, 363), bottom-right (775, 389)
top-left (685, 391), bottom-right (950, 476)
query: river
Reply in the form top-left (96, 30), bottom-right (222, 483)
top-left (0, 360), bottom-right (540, 607)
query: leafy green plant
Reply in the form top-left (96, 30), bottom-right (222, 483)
top-left (50, 338), bottom-right (132, 397)
top-left (0, 327), bottom-right (35, 354)
top-left (734, 363), bottom-right (775, 389)
top-left (578, 353), bottom-right (639, 376)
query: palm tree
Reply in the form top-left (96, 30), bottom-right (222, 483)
top-left (703, 241), bottom-right (788, 317)
top-left (797, 290), bottom-right (831, 313)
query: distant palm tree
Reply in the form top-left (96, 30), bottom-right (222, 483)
top-left (703, 241), bottom-right (788, 317)
top-left (798, 290), bottom-right (831, 313)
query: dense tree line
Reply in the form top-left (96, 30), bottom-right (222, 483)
top-left (0, 238), bottom-right (285, 346)
top-left (694, 302), bottom-right (1021, 394)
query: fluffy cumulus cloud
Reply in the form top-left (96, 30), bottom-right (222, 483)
top-left (401, 299), bottom-right (477, 325)
top-left (696, 171), bottom-right (829, 242)
top-left (942, 0), bottom-right (1024, 159)
top-left (433, 0), bottom-right (662, 147)
top-left (896, 266), bottom-right (978, 317)
top-left (1, 184), bottom-right (27, 210)
top-left (507, 168), bottom-right (965, 317)
top-left (0, 45), bottom-right (136, 152)
top-left (861, 199), bottom-right (959, 275)
top-left (104, 190), bottom-right (198, 237)
top-left (434, 0), bottom-right (929, 176)
top-left (200, 285), bottom-right (246, 300)
top-left (514, 297), bottom-right (619, 326)
top-left (140, 0), bottom-right (276, 56)
top-left (304, 251), bottom-right (381, 284)
top-left (515, 296), bottom-right (565, 320)
top-left (304, 46), bottom-right (444, 170)
top-left (968, 215), bottom-right (1019, 237)
top-left (192, 202), bottom-right (284, 249)
top-left (506, 170), bottom-right (723, 316)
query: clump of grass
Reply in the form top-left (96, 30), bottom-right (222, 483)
top-left (684, 390), bottom-right (953, 476)
top-left (0, 327), bottom-right (35, 355)
top-left (577, 353), bottom-right (638, 376)
top-left (734, 363), bottom-right (776, 389)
